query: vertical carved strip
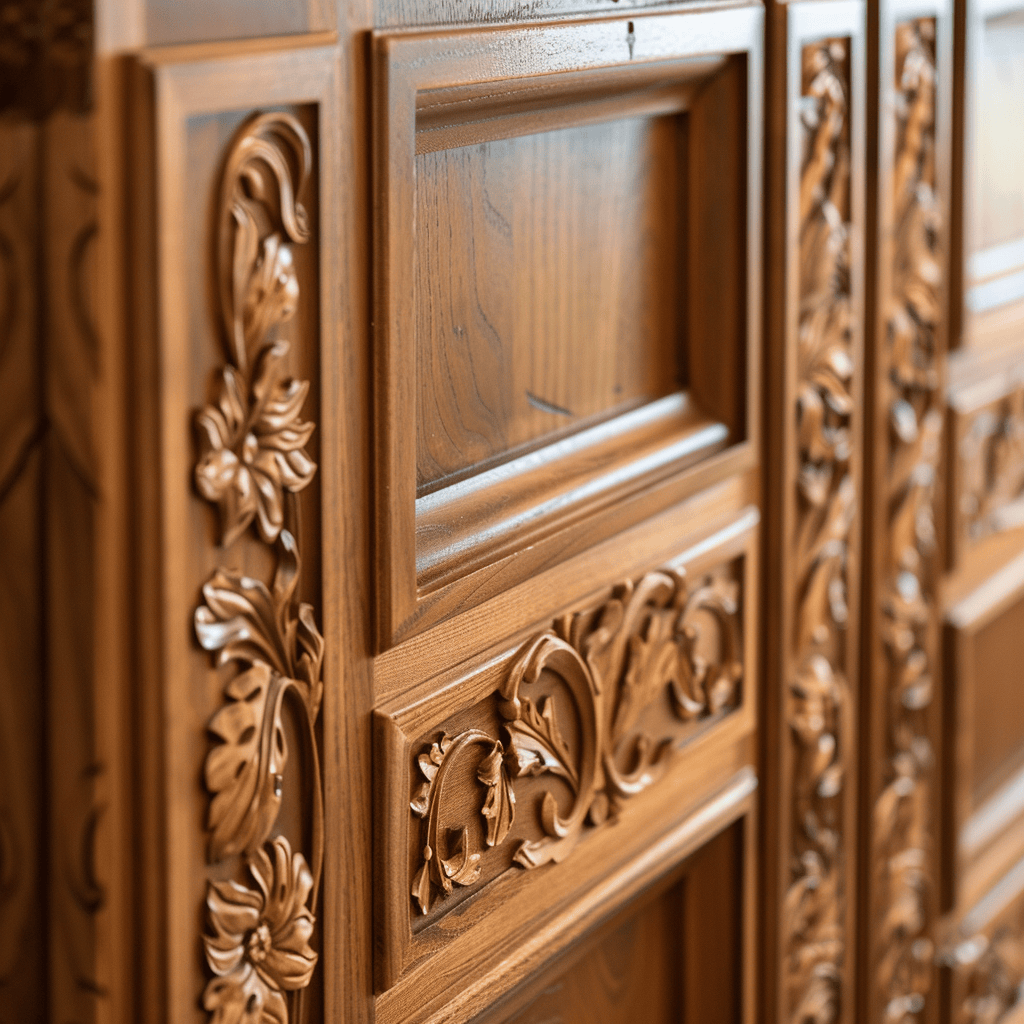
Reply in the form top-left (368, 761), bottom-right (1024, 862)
top-left (873, 19), bottom-right (942, 1023)
top-left (785, 39), bottom-right (855, 1024)
top-left (193, 113), bottom-right (323, 1024)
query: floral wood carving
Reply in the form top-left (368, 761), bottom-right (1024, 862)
top-left (194, 113), bottom-right (322, 1024)
top-left (410, 567), bottom-right (742, 914)
top-left (196, 113), bottom-right (316, 548)
top-left (785, 40), bottom-right (855, 1024)
top-left (874, 21), bottom-right (942, 1024)
top-left (957, 385), bottom-right (1024, 552)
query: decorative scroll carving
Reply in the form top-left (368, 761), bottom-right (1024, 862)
top-left (785, 40), bottom-right (854, 1024)
top-left (874, 20), bottom-right (941, 1023)
top-left (0, 0), bottom-right (93, 119)
top-left (958, 929), bottom-right (1024, 1024)
top-left (194, 113), bottom-right (322, 1024)
top-left (958, 385), bottom-right (1024, 549)
top-left (410, 567), bottom-right (742, 914)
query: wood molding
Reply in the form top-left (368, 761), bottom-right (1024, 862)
top-left (868, 14), bottom-right (947, 1022)
top-left (193, 112), bottom-right (323, 1024)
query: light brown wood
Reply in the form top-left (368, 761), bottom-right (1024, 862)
top-left (862, 3), bottom-right (953, 1021)
top-left (16, 0), bottom-right (1024, 1022)
top-left (762, 5), bottom-right (865, 1022)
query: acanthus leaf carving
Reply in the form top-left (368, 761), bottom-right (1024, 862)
top-left (786, 38), bottom-right (855, 1024)
top-left (194, 112), bottom-right (322, 1024)
top-left (874, 19), bottom-right (941, 1023)
top-left (409, 565), bottom-right (744, 915)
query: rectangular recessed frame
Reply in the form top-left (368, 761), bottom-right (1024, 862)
top-left (373, 508), bottom-right (759, 1000)
top-left (374, 7), bottom-right (764, 647)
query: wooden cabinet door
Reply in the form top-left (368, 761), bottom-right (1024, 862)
top-left (91, 2), bottom-right (764, 1022)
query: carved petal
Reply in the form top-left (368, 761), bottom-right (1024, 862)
top-left (203, 963), bottom-right (269, 1024)
top-left (205, 664), bottom-right (288, 861)
top-left (257, 839), bottom-right (317, 991)
top-left (196, 569), bottom-right (290, 678)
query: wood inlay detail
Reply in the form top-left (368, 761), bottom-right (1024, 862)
top-left (410, 567), bottom-right (742, 915)
top-left (193, 113), bottom-right (322, 1024)
top-left (874, 19), bottom-right (941, 1023)
top-left (785, 39), bottom-right (855, 1024)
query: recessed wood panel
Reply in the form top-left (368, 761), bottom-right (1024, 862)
top-left (414, 116), bottom-right (683, 491)
top-left (484, 822), bottom-right (744, 1024)
top-left (969, 591), bottom-right (1024, 804)
top-left (375, 10), bottom-right (763, 644)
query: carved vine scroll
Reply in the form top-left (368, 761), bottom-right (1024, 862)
top-left (409, 568), bottom-right (743, 915)
top-left (785, 39), bottom-right (854, 1024)
top-left (193, 113), bottom-right (322, 1024)
top-left (874, 20), bottom-right (941, 1023)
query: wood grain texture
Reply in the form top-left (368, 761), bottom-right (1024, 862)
top-left (414, 115), bottom-right (682, 490)
top-left (947, 556), bottom-right (1024, 909)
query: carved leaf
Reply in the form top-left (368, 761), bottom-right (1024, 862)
top-left (478, 743), bottom-right (515, 849)
top-left (195, 532), bottom-right (323, 711)
top-left (506, 696), bottom-right (577, 789)
top-left (205, 664), bottom-right (288, 861)
top-left (219, 113), bottom-right (311, 375)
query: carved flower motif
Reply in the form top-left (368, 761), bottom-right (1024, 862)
top-left (203, 836), bottom-right (317, 1024)
top-left (196, 340), bottom-right (316, 547)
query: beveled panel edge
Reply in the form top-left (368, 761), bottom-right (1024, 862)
top-left (373, 4), bottom-right (765, 650)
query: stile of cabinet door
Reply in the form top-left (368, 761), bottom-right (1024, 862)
top-left (763, 2), bottom-right (866, 1023)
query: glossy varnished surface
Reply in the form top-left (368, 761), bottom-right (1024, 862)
top-left (414, 116), bottom-right (682, 490)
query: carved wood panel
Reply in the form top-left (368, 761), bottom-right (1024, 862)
top-left (764, 9), bottom-right (864, 1020)
top-left (191, 112), bottom-right (325, 1024)
top-left (375, 513), bottom-right (759, 1001)
top-left (951, 378), bottom-right (1024, 564)
top-left (866, 13), bottom-right (948, 1023)
top-left (126, 42), bottom-right (341, 1024)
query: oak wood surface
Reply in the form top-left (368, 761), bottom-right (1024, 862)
top-left (413, 115), bottom-right (683, 491)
